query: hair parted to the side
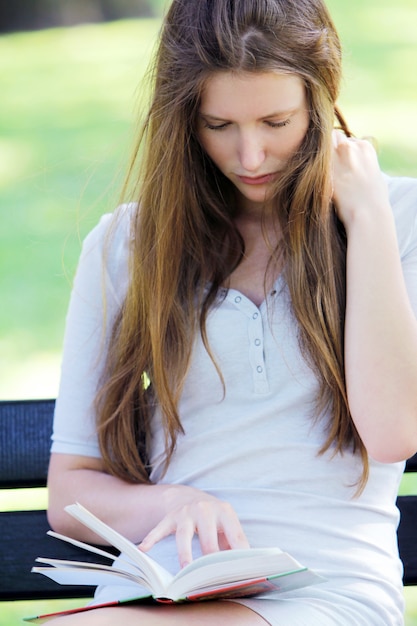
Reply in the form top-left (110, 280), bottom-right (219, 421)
top-left (95, 0), bottom-right (368, 490)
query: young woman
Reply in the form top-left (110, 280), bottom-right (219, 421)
top-left (46, 0), bottom-right (417, 624)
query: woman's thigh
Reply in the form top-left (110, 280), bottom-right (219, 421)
top-left (46, 601), bottom-right (270, 626)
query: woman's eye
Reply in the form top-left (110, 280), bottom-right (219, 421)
top-left (201, 119), bottom-right (290, 131)
top-left (204, 122), bottom-right (230, 131)
top-left (266, 119), bottom-right (291, 128)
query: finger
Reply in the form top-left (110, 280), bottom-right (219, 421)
top-left (194, 505), bottom-right (221, 555)
top-left (175, 517), bottom-right (196, 568)
top-left (222, 525), bottom-right (250, 550)
top-left (191, 500), bottom-right (248, 554)
top-left (218, 504), bottom-right (250, 550)
top-left (139, 517), bottom-right (175, 553)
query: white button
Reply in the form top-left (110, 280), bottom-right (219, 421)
top-left (257, 366), bottom-right (263, 373)
top-left (252, 312), bottom-right (259, 319)
top-left (234, 296), bottom-right (242, 303)
top-left (255, 339), bottom-right (261, 346)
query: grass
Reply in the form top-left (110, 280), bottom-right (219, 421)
top-left (0, 18), bottom-right (160, 400)
top-left (0, 2), bottom-right (417, 623)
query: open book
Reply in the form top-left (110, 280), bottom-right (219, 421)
top-left (27, 503), bottom-right (325, 622)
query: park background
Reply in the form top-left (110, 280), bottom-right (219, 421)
top-left (0, 0), bottom-right (416, 623)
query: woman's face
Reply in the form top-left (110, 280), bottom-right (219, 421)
top-left (197, 71), bottom-right (310, 213)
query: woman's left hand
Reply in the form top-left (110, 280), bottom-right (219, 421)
top-left (331, 130), bottom-right (391, 231)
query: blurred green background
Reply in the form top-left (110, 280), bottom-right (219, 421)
top-left (0, 0), bottom-right (416, 623)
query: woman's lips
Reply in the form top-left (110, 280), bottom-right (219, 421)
top-left (237, 173), bottom-right (276, 185)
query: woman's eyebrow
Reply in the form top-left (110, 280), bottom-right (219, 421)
top-left (199, 108), bottom-right (298, 122)
top-left (199, 113), bottom-right (230, 121)
top-left (261, 108), bottom-right (298, 119)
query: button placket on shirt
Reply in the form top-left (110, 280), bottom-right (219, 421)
top-left (230, 294), bottom-right (270, 394)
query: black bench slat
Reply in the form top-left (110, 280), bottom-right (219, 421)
top-left (0, 510), bottom-right (118, 601)
top-left (397, 495), bottom-right (417, 586)
top-left (405, 454), bottom-right (417, 473)
top-left (0, 399), bottom-right (55, 488)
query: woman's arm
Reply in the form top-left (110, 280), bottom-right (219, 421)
top-left (48, 213), bottom-right (248, 566)
top-left (332, 131), bottom-right (417, 462)
top-left (47, 452), bottom-right (249, 568)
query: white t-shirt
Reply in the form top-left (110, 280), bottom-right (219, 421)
top-left (52, 176), bottom-right (417, 625)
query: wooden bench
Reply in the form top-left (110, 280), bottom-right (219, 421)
top-left (1, 398), bottom-right (417, 603)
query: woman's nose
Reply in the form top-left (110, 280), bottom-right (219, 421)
top-left (238, 132), bottom-right (266, 172)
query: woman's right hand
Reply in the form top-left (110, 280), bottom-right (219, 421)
top-left (139, 485), bottom-right (250, 568)
top-left (48, 453), bottom-right (249, 567)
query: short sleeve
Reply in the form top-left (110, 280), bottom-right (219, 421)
top-left (51, 207), bottom-right (132, 457)
top-left (388, 176), bottom-right (417, 316)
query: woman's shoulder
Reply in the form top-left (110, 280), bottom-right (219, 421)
top-left (78, 203), bottom-right (137, 306)
top-left (83, 203), bottom-right (137, 253)
top-left (81, 203), bottom-right (137, 270)
top-left (386, 174), bottom-right (417, 205)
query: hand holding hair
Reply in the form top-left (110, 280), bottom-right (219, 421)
top-left (331, 129), bottom-right (391, 231)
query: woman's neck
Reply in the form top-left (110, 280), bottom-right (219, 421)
top-left (225, 211), bottom-right (282, 307)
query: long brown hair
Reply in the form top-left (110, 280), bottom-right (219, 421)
top-left (95, 0), bottom-right (368, 488)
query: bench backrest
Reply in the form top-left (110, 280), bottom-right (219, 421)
top-left (0, 399), bottom-right (113, 601)
top-left (1, 398), bottom-right (417, 600)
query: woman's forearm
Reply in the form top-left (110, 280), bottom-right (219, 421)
top-left (47, 452), bottom-right (249, 565)
top-left (47, 453), bottom-right (182, 544)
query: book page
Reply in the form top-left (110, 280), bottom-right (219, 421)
top-left (168, 549), bottom-right (304, 599)
top-left (173, 547), bottom-right (283, 579)
top-left (34, 558), bottom-right (150, 588)
top-left (47, 530), bottom-right (119, 562)
top-left (65, 503), bottom-right (172, 595)
top-left (32, 564), bottom-right (150, 589)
